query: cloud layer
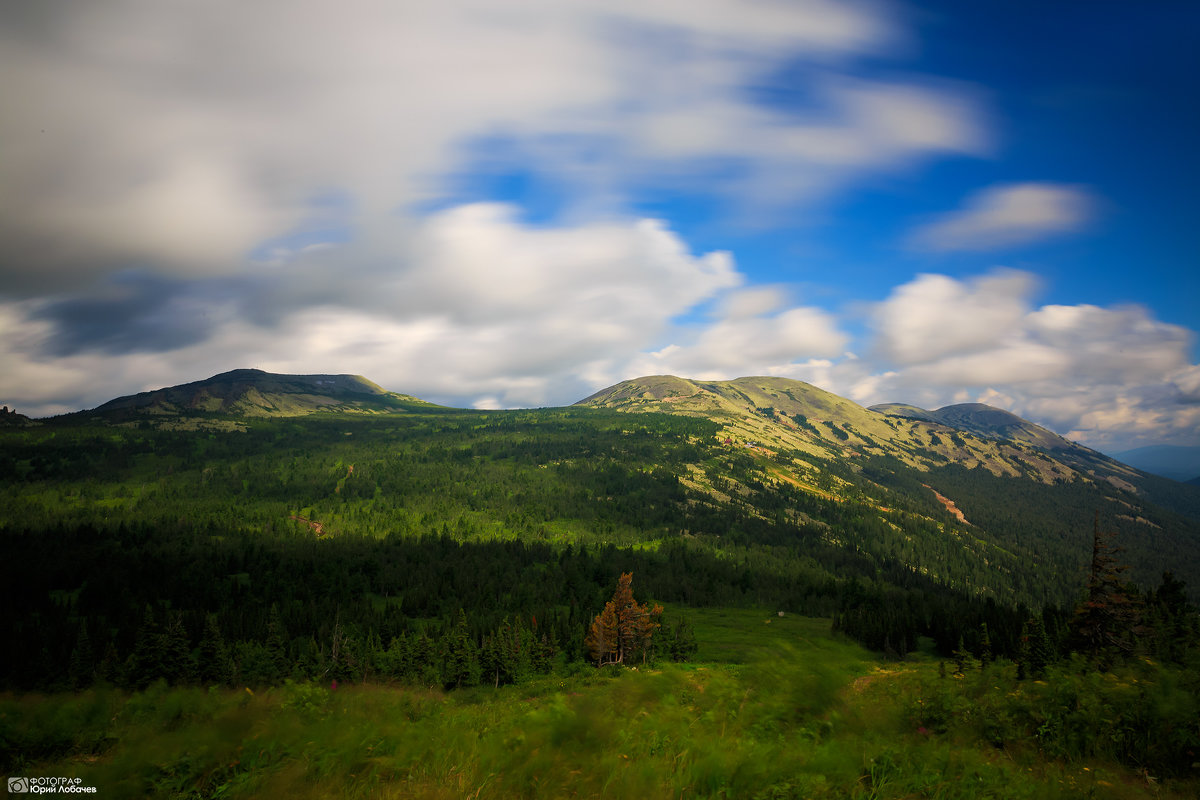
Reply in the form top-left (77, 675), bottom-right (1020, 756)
top-left (1, 0), bottom-right (986, 291)
top-left (856, 270), bottom-right (1198, 451)
top-left (0, 2), bottom-right (1194, 452)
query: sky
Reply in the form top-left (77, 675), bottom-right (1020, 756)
top-left (1, 0), bottom-right (1197, 453)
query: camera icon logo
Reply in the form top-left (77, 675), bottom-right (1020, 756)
top-left (8, 777), bottom-right (30, 793)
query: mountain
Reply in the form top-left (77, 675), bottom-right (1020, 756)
top-left (5, 371), bottom-right (1197, 796)
top-left (1112, 445), bottom-right (1200, 483)
top-left (82, 368), bottom-right (439, 420)
top-left (16, 368), bottom-right (1200, 607)
top-left (578, 375), bottom-right (1134, 486)
top-left (871, 401), bottom-right (1076, 452)
top-left (577, 374), bottom-right (1200, 600)
top-left (867, 402), bottom-right (939, 424)
top-left (4, 367), bottom-right (1200, 701)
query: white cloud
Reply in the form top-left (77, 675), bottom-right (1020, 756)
top-left (400, 204), bottom-right (738, 327)
top-left (906, 183), bottom-right (1095, 252)
top-left (5, 261), bottom-right (1197, 451)
top-left (0, 0), bottom-right (985, 291)
top-left (860, 269), bottom-right (1200, 450)
top-left (618, 304), bottom-right (848, 383)
top-left (0, 3), bottom-right (1192, 454)
top-left (873, 269), bottom-right (1037, 364)
top-left (0, 211), bottom-right (742, 412)
top-left (721, 287), bottom-right (788, 319)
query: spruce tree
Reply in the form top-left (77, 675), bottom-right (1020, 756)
top-left (97, 639), bottom-right (122, 686)
top-left (124, 605), bottom-right (165, 689)
top-left (1147, 571), bottom-right (1197, 664)
top-left (68, 622), bottom-right (95, 689)
top-left (160, 611), bottom-right (194, 684)
top-left (196, 613), bottom-right (235, 686)
top-left (266, 604), bottom-right (288, 682)
top-left (443, 609), bottom-right (480, 688)
top-left (952, 635), bottom-right (970, 677)
top-left (668, 616), bottom-right (698, 662)
top-left (480, 631), bottom-right (503, 688)
top-left (977, 623), bottom-right (993, 671)
top-left (535, 631), bottom-right (558, 672)
top-left (1070, 515), bottom-right (1139, 669)
top-left (1022, 615), bottom-right (1052, 679)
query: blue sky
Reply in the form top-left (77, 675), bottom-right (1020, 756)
top-left (0, 0), bottom-right (1196, 452)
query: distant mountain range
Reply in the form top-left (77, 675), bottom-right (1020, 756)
top-left (1109, 445), bottom-right (1200, 484)
top-left (56, 369), bottom-right (1179, 491)
top-left (13, 367), bottom-right (1200, 605)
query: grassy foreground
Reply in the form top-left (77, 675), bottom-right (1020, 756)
top-left (3, 610), bottom-right (1195, 799)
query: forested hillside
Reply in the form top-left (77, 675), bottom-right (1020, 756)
top-left (2, 383), bottom-right (1197, 691)
top-left (4, 372), bottom-right (1200, 797)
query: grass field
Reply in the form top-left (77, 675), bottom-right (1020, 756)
top-left (2, 609), bottom-right (1195, 799)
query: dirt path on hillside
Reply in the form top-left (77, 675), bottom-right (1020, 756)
top-left (288, 515), bottom-right (325, 536)
top-left (923, 484), bottom-right (971, 526)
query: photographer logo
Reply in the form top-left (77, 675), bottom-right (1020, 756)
top-left (6, 777), bottom-right (96, 794)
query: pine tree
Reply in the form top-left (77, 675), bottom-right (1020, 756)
top-left (513, 621), bottom-right (535, 682)
top-left (443, 609), bottom-right (480, 688)
top-left (124, 605), bottom-right (165, 689)
top-left (585, 601), bottom-right (619, 665)
top-left (952, 635), bottom-right (970, 677)
top-left (1070, 515), bottom-right (1139, 669)
top-left (667, 616), bottom-right (698, 662)
top-left (97, 639), bottom-right (122, 686)
top-left (977, 623), bottom-right (993, 671)
top-left (68, 622), bottom-right (95, 689)
top-left (362, 630), bottom-right (383, 684)
top-left (196, 613), bottom-right (235, 686)
top-left (535, 631), bottom-right (558, 673)
top-left (266, 604), bottom-right (288, 682)
top-left (1146, 571), bottom-right (1198, 664)
top-left (160, 611), bottom-right (194, 684)
top-left (1024, 615), bottom-right (1052, 679)
top-left (411, 629), bottom-right (440, 687)
top-left (632, 601), bottom-right (664, 665)
top-left (585, 573), bottom-right (662, 666)
top-left (480, 630), bottom-right (503, 688)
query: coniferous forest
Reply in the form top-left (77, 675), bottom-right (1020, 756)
top-left (2, 403), bottom-right (1199, 798)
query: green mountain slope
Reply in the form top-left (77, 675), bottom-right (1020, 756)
top-left (3, 369), bottom-right (1200, 707)
top-left (578, 375), bottom-right (1134, 485)
top-left (872, 401), bottom-right (1074, 450)
top-left (22, 368), bottom-right (1198, 607)
top-left (83, 368), bottom-right (439, 420)
top-left (577, 375), bottom-right (1200, 602)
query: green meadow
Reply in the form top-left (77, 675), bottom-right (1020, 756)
top-left (4, 609), bottom-right (1195, 799)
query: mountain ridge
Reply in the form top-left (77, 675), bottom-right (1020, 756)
top-left (869, 401), bottom-right (1078, 452)
top-left (1112, 445), bottom-right (1200, 483)
top-left (84, 368), bottom-right (439, 420)
top-left (57, 368), bottom-right (1187, 505)
top-left (576, 374), bottom-right (1132, 487)
top-left (10, 368), bottom-right (1200, 609)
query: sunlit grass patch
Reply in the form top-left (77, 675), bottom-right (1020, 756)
top-left (6, 617), bottom-right (1198, 799)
